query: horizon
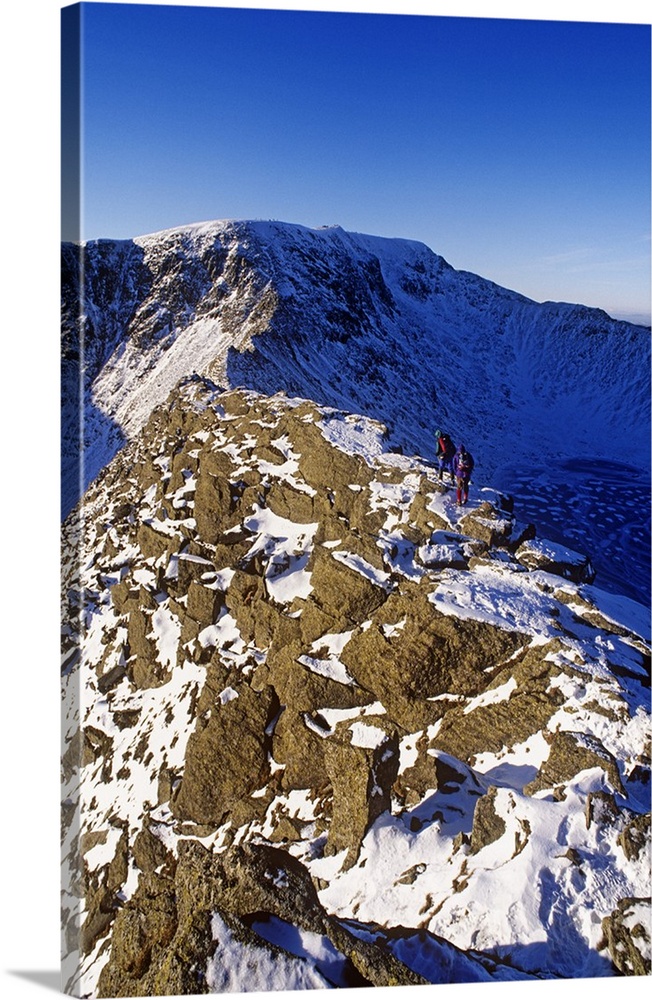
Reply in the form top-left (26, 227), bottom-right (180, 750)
top-left (68, 212), bottom-right (652, 327)
top-left (62, 1), bottom-right (651, 324)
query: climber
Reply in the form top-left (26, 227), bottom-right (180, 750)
top-left (435, 428), bottom-right (456, 483)
top-left (453, 444), bottom-right (475, 505)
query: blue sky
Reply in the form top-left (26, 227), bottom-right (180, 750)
top-left (64, 0), bottom-right (651, 322)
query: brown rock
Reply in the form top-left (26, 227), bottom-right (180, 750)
top-left (324, 720), bottom-right (399, 868)
top-left (308, 545), bottom-right (388, 625)
top-left (601, 897), bottom-right (651, 975)
top-left (470, 787), bottom-right (506, 854)
top-left (524, 730), bottom-right (625, 800)
top-left (171, 682), bottom-right (275, 827)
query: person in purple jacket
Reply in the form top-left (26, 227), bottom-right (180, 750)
top-left (453, 444), bottom-right (474, 505)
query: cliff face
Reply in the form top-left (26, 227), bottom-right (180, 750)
top-left (61, 220), bottom-right (651, 518)
top-left (61, 376), bottom-right (651, 996)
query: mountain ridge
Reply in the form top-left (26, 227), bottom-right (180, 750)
top-left (61, 218), bottom-right (651, 521)
top-left (61, 374), bottom-right (651, 995)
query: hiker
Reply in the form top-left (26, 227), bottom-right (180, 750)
top-left (453, 444), bottom-right (475, 505)
top-left (435, 428), bottom-right (456, 482)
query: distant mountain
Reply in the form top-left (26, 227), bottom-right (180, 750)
top-left (61, 219), bottom-right (651, 518)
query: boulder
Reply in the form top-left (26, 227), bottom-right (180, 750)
top-left (524, 730), bottom-right (625, 800)
top-left (601, 897), bottom-right (651, 975)
top-left (618, 812), bottom-right (650, 861)
top-left (395, 746), bottom-right (482, 809)
top-left (308, 545), bottom-right (388, 625)
top-left (265, 482), bottom-right (317, 523)
top-left (186, 580), bottom-right (221, 626)
top-left (193, 471), bottom-right (236, 544)
top-left (171, 682), bottom-right (275, 827)
top-left (431, 645), bottom-right (566, 763)
top-left (137, 521), bottom-right (174, 561)
top-left (515, 537), bottom-right (595, 584)
top-left (458, 501), bottom-right (514, 548)
top-left (470, 786), bottom-right (506, 854)
top-left (98, 839), bottom-right (428, 995)
top-left (340, 588), bottom-right (525, 732)
top-left (324, 719), bottom-right (399, 867)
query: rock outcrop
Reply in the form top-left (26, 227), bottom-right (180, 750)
top-left (61, 377), bottom-right (651, 995)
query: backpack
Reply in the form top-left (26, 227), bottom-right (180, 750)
top-left (439, 434), bottom-right (454, 458)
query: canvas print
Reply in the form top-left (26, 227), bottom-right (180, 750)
top-left (60, 1), bottom-right (651, 996)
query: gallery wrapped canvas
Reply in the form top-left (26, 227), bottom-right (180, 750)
top-left (61, 2), bottom-right (651, 996)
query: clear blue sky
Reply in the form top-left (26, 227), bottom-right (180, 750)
top-left (64, 0), bottom-right (651, 323)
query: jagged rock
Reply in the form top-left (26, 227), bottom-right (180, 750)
top-left (171, 682), bottom-right (276, 826)
top-left (338, 528), bottom-right (388, 571)
top-left (394, 742), bottom-right (481, 807)
top-left (585, 789), bottom-right (620, 829)
top-left (132, 827), bottom-right (176, 877)
top-left (127, 609), bottom-right (155, 660)
top-left (186, 580), bottom-right (222, 626)
top-left (408, 487), bottom-right (448, 534)
top-left (80, 828), bottom-right (130, 957)
top-left (296, 596), bottom-right (348, 645)
top-left (515, 536), bottom-right (596, 584)
top-left (82, 726), bottom-right (114, 769)
top-left (266, 639), bottom-right (366, 714)
top-left (508, 519), bottom-right (536, 551)
top-left (223, 567), bottom-right (268, 640)
top-left (96, 870), bottom-right (183, 995)
top-left (110, 579), bottom-right (142, 614)
top-left (618, 812), bottom-right (651, 861)
top-left (431, 644), bottom-right (567, 762)
top-left (127, 609), bottom-right (170, 689)
top-left (601, 897), bottom-right (652, 975)
top-left (265, 481), bottom-right (317, 523)
top-left (524, 730), bottom-right (625, 800)
top-left (193, 470), bottom-right (236, 544)
top-left (470, 787), bottom-right (506, 854)
top-left (137, 521), bottom-right (174, 561)
top-left (458, 501), bottom-right (514, 548)
top-left (80, 884), bottom-right (119, 959)
top-left (308, 544), bottom-right (388, 624)
top-left (98, 838), bottom-right (428, 995)
top-left (271, 705), bottom-right (336, 792)
top-left (62, 372), bottom-right (651, 993)
top-left (291, 419), bottom-right (373, 502)
top-left (324, 719), bottom-right (399, 867)
top-left (173, 551), bottom-right (219, 594)
top-left (339, 587), bottom-right (525, 732)
top-left (107, 828), bottom-right (130, 891)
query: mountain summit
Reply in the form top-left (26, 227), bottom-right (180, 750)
top-left (61, 219), bottom-right (650, 516)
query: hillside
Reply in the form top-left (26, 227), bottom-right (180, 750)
top-left (61, 376), bottom-right (651, 996)
top-left (61, 219), bottom-right (651, 519)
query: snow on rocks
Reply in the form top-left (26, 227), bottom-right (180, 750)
top-left (516, 535), bottom-right (596, 584)
top-left (61, 377), bottom-right (651, 994)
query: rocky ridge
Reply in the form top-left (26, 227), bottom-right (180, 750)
top-left (61, 376), bottom-right (651, 996)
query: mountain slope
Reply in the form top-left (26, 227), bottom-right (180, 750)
top-left (61, 376), bottom-right (651, 996)
top-left (61, 219), bottom-right (651, 519)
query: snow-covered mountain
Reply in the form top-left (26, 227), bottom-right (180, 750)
top-left (61, 220), bottom-right (651, 995)
top-left (61, 377), bottom-right (650, 996)
top-left (61, 218), bottom-right (650, 514)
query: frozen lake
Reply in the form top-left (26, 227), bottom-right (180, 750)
top-left (494, 459), bottom-right (650, 607)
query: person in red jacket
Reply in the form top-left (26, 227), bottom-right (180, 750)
top-left (453, 444), bottom-right (474, 505)
top-left (435, 428), bottom-right (456, 483)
